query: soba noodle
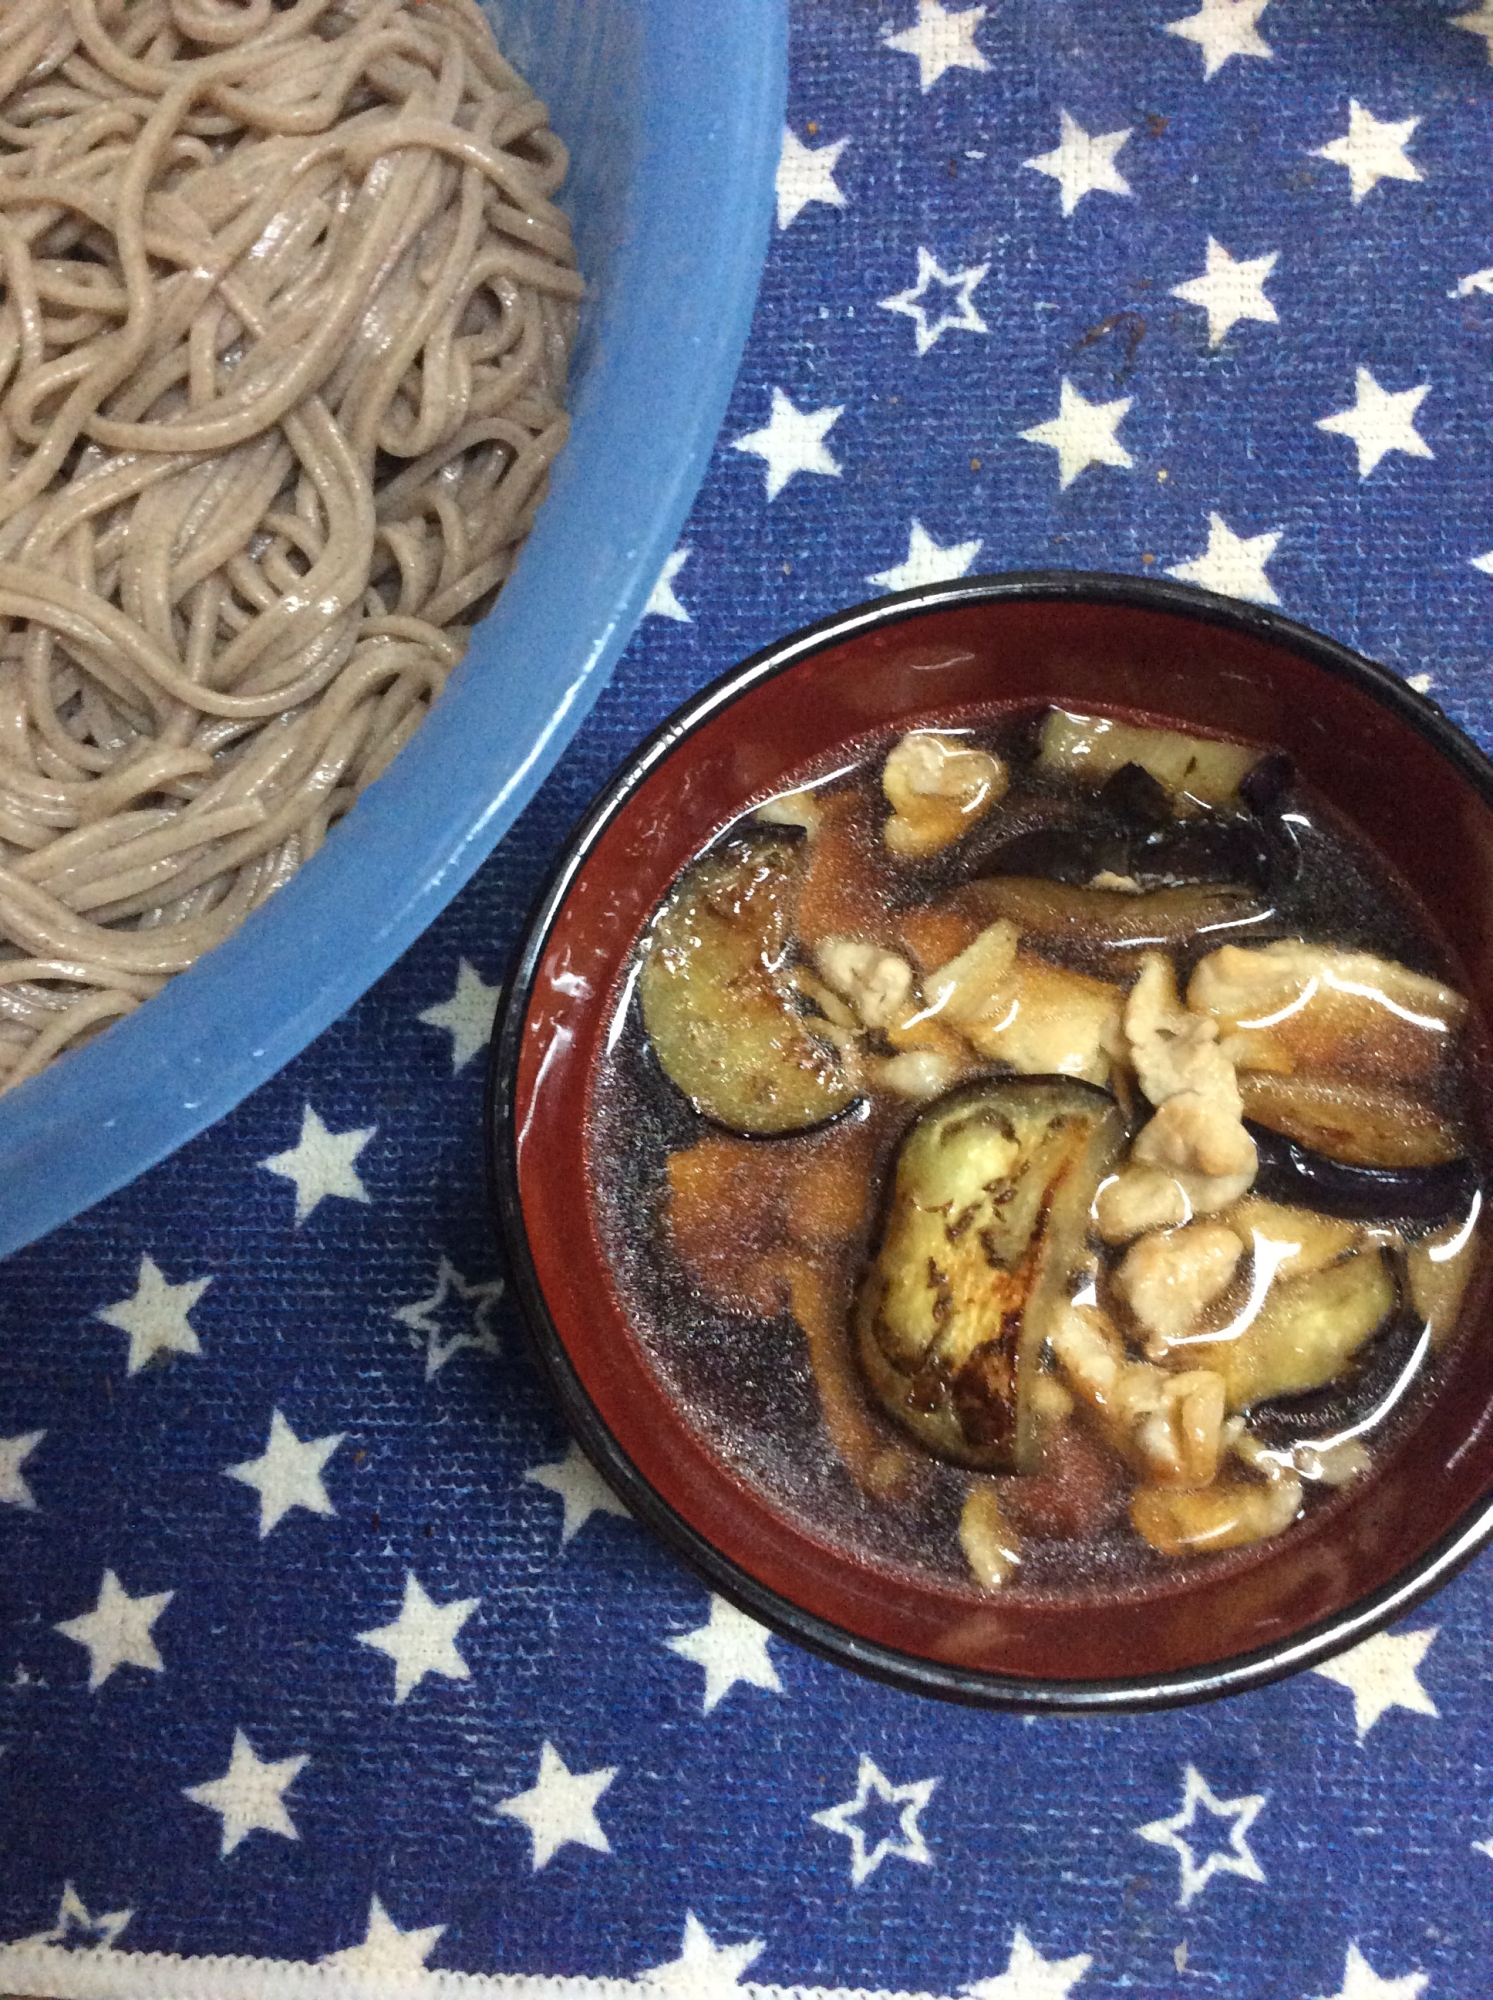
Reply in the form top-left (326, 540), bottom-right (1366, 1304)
top-left (0, 0), bottom-right (579, 1087)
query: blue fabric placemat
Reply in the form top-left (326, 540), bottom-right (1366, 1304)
top-left (5, 3), bottom-right (1493, 1996)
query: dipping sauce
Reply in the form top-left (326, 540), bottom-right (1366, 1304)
top-left (588, 709), bottom-right (1485, 1598)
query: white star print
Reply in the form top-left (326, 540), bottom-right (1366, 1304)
top-left (1171, 238), bottom-right (1279, 348)
top-left (880, 247), bottom-right (990, 355)
top-left (393, 1259), bottom-right (504, 1378)
top-left (1165, 0), bottom-right (1272, 78)
top-left (259, 1105), bottom-right (375, 1224)
top-left (0, 1430), bottom-right (43, 1509)
top-left (225, 1409), bottom-right (343, 1536)
top-left (417, 960), bottom-right (500, 1073)
top-left (868, 519), bottom-right (983, 593)
top-left (1024, 110), bottom-right (1132, 218)
top-left (1473, 550), bottom-right (1493, 578)
top-left (1313, 102), bottom-right (1422, 205)
top-left (882, 0), bottom-right (989, 91)
top-left (1407, 673), bottom-right (1435, 693)
top-left (731, 388), bottom-right (843, 501)
top-left (1313, 1628), bottom-right (1439, 1739)
top-left (641, 1912), bottom-right (765, 1994)
top-left (1313, 1943), bottom-right (1428, 2000)
top-left (966, 1927), bottom-right (1093, 1999)
top-left (1452, 6), bottom-right (1493, 59)
top-left (357, 1572), bottom-right (480, 1704)
top-left (183, 1729), bottom-right (308, 1857)
top-left (1452, 265), bottom-right (1493, 298)
top-left (645, 546), bottom-right (692, 622)
top-left (525, 1439), bottom-right (630, 1543)
top-left (1136, 1764), bottom-right (1266, 1907)
top-left (54, 1570), bottom-right (172, 1692)
top-left (1021, 379), bottom-right (1134, 489)
top-left (1168, 513), bottom-right (1282, 605)
top-left (17, 1883), bottom-right (132, 1950)
top-left (777, 127), bottom-right (848, 229)
top-left (812, 1754), bottom-right (937, 1887)
top-left (1317, 367), bottom-right (1432, 478)
top-left (666, 1596), bottom-right (783, 1714)
top-left (321, 1896), bottom-right (446, 1974)
top-left (495, 1740), bottom-right (616, 1870)
top-left (97, 1255), bottom-right (211, 1375)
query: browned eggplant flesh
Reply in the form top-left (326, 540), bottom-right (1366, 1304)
top-left (612, 707), bottom-right (1485, 1598)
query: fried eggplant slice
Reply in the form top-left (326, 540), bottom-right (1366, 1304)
top-left (1248, 1123), bottom-right (1477, 1224)
top-left (1238, 1070), bottom-right (1462, 1169)
top-left (1187, 940), bottom-right (1467, 1083)
top-left (1181, 1246), bottom-right (1396, 1410)
top-left (1037, 709), bottom-right (1260, 811)
top-left (855, 1077), bottom-right (1126, 1472)
top-left (1407, 1205), bottom-right (1483, 1350)
top-left (960, 876), bottom-right (1271, 952)
top-left (638, 833), bottom-right (858, 1135)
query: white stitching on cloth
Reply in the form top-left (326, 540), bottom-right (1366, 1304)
top-left (0, 1946), bottom-right (959, 2000)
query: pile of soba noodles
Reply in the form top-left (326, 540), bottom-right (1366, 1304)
top-left (0, 0), bottom-right (579, 1088)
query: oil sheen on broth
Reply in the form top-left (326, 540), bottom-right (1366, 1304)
top-left (588, 709), bottom-right (1485, 1598)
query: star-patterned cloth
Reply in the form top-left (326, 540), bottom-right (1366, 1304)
top-left (4, 3), bottom-right (1493, 1996)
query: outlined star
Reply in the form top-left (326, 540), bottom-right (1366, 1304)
top-left (97, 1255), bottom-right (211, 1375)
top-left (357, 1572), bottom-right (480, 1704)
top-left (1313, 102), bottom-right (1422, 204)
top-left (1136, 1764), bottom-right (1266, 1907)
top-left (882, 0), bottom-right (989, 91)
top-left (641, 1912), bottom-right (765, 1994)
top-left (731, 388), bottom-right (843, 500)
top-left (0, 1430), bottom-right (43, 1509)
top-left (880, 247), bottom-right (990, 354)
top-left (666, 1596), bottom-right (783, 1714)
top-left (54, 1570), bottom-right (172, 1692)
top-left (1021, 379), bottom-right (1134, 488)
top-left (1165, 0), bottom-right (1272, 77)
top-left (645, 546), bottom-right (692, 622)
top-left (1317, 366), bottom-right (1432, 478)
top-left (495, 1740), bottom-right (617, 1870)
top-left (777, 127), bottom-right (848, 228)
top-left (868, 519), bottom-right (983, 593)
top-left (525, 1439), bottom-right (630, 1543)
top-left (1451, 6), bottom-right (1493, 59)
top-left (17, 1883), bottom-right (132, 1950)
top-left (1171, 238), bottom-right (1279, 347)
top-left (321, 1895), bottom-right (446, 1975)
top-left (1313, 1943), bottom-right (1428, 2000)
top-left (1313, 1629), bottom-right (1439, 1739)
top-left (966, 1926), bottom-right (1093, 1999)
top-left (1167, 513), bottom-right (1282, 605)
top-left (183, 1729), bottom-right (308, 1857)
top-left (811, 1754), bottom-right (937, 1886)
top-left (1024, 110), bottom-right (1132, 217)
top-left (417, 960), bottom-right (500, 1073)
top-left (393, 1258), bottom-right (504, 1377)
top-left (225, 1409), bottom-right (344, 1536)
top-left (259, 1105), bottom-right (375, 1224)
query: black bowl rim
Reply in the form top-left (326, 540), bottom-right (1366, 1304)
top-left (486, 567), bottom-right (1493, 1714)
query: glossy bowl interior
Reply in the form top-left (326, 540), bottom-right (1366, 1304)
top-left (0, 0), bottom-right (786, 1261)
top-left (493, 575), bottom-right (1493, 1710)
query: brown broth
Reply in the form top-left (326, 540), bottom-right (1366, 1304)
top-left (587, 708), bottom-right (1486, 1601)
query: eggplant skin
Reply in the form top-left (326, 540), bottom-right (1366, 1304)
top-left (855, 1077), bottom-right (1125, 1472)
top-left (1248, 1122), bottom-right (1478, 1224)
top-left (1238, 1070), bottom-right (1462, 1169)
top-left (638, 834), bottom-right (859, 1136)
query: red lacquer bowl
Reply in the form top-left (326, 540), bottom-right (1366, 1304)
top-left (487, 573), bottom-right (1493, 1711)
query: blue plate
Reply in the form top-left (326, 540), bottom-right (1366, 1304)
top-left (0, 0), bottom-right (786, 1260)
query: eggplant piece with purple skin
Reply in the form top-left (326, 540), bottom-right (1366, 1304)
top-left (1246, 1296), bottom-right (1428, 1448)
top-left (1247, 1121), bottom-right (1477, 1224)
top-left (855, 1077), bottom-right (1125, 1472)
